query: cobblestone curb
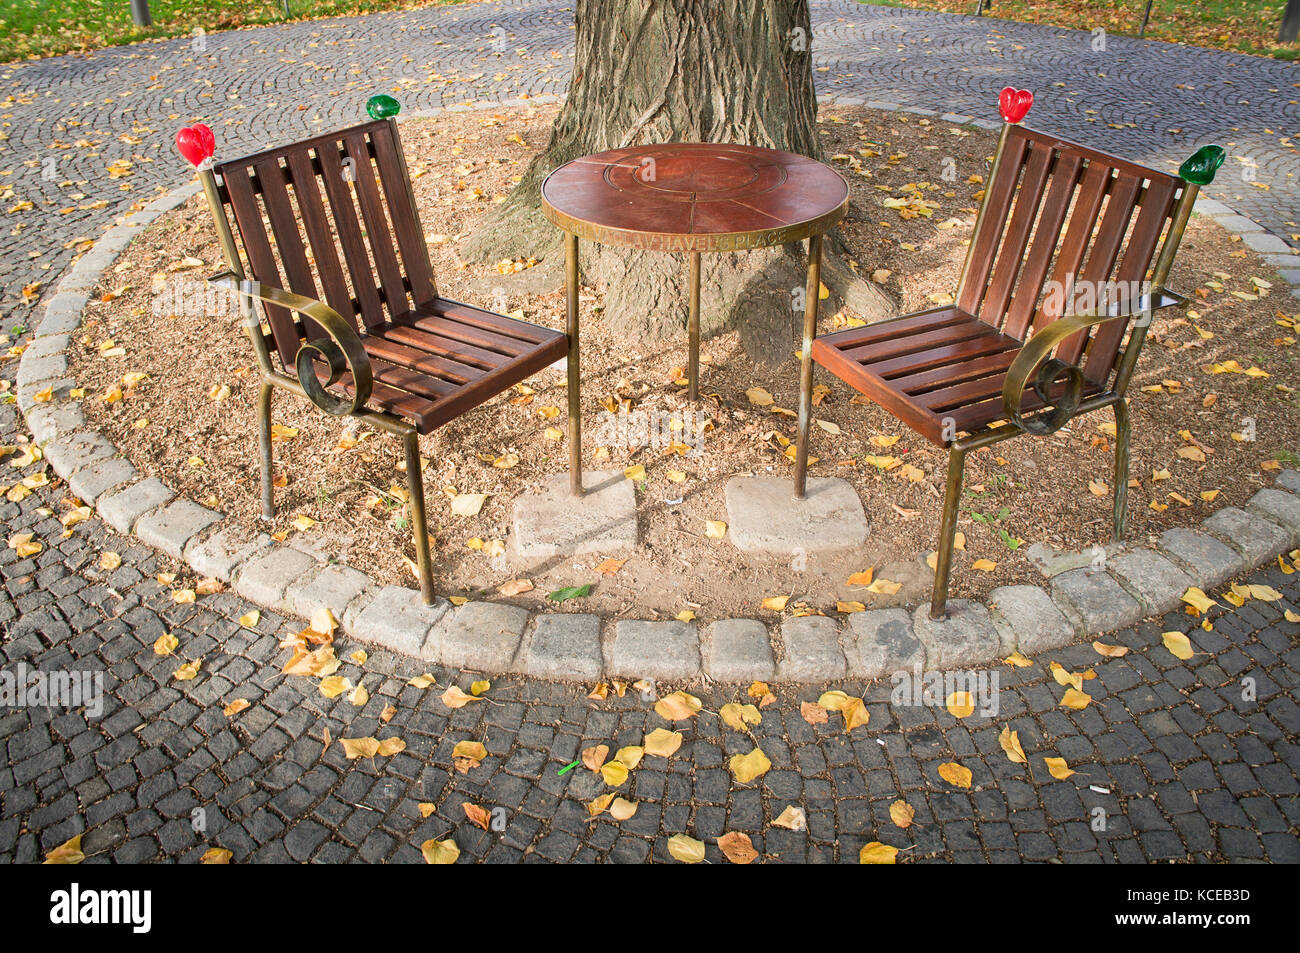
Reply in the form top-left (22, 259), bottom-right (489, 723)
top-left (16, 104), bottom-right (1300, 683)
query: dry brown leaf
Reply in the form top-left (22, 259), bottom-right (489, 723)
top-left (582, 744), bottom-right (610, 772)
top-left (717, 831), bottom-right (759, 864)
top-left (800, 700), bottom-right (829, 725)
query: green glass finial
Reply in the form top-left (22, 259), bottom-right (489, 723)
top-left (1179, 145), bottom-right (1225, 186)
top-left (366, 94), bottom-right (401, 120)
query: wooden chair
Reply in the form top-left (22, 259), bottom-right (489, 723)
top-left (792, 89), bottom-right (1225, 619)
top-left (177, 98), bottom-right (572, 604)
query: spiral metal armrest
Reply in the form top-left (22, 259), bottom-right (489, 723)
top-left (1001, 288), bottom-right (1184, 436)
top-left (211, 275), bottom-right (373, 416)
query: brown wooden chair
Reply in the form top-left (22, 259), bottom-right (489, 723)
top-left (178, 100), bottom-right (572, 604)
top-left (792, 91), bottom-right (1225, 619)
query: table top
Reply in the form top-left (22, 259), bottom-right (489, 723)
top-left (540, 142), bottom-right (848, 253)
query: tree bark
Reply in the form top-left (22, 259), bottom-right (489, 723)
top-left (463, 0), bottom-right (893, 365)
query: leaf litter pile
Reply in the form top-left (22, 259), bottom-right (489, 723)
top-left (67, 105), bottom-right (1300, 622)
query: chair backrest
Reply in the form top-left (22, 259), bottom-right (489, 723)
top-left (956, 124), bottom-right (1185, 385)
top-left (212, 119), bottom-right (436, 370)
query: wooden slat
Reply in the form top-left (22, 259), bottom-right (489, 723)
top-left (891, 349), bottom-right (1019, 395)
top-left (869, 333), bottom-right (1019, 380)
top-left (1083, 176), bottom-right (1178, 381)
top-left (363, 335), bottom-right (490, 387)
top-left (795, 307), bottom-right (965, 353)
top-left (380, 324), bottom-right (514, 371)
top-left (916, 369), bottom-right (1023, 412)
top-left (316, 140), bottom-right (387, 330)
top-left (977, 142), bottom-right (1054, 328)
top-left (956, 130), bottom-right (1032, 315)
top-left (401, 312), bottom-right (532, 358)
top-left (1001, 153), bottom-right (1084, 341)
top-left (370, 357), bottom-right (461, 401)
top-left (222, 166), bottom-right (301, 368)
top-left (434, 298), bottom-right (564, 346)
top-left (1057, 171), bottom-right (1142, 365)
top-left (370, 124), bottom-right (437, 308)
top-left (285, 149), bottom-right (357, 328)
top-left (343, 131), bottom-right (408, 317)
top-left (256, 156), bottom-right (326, 344)
top-left (841, 318), bottom-right (992, 365)
top-left (1032, 161), bottom-right (1112, 335)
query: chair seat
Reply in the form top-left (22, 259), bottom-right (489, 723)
top-left (320, 297), bottom-right (567, 434)
top-left (810, 307), bottom-right (1105, 445)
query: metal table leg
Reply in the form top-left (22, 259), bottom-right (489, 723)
top-left (687, 250), bottom-right (701, 401)
top-left (793, 233), bottom-right (823, 500)
top-left (565, 231), bottom-right (583, 497)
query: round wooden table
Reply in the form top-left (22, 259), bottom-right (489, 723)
top-left (540, 142), bottom-right (849, 496)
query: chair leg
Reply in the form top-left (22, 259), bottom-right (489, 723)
top-left (930, 444), bottom-right (967, 620)
top-left (1113, 398), bottom-right (1131, 542)
top-left (793, 233), bottom-right (823, 501)
top-left (402, 428), bottom-right (435, 605)
top-left (257, 379), bottom-right (274, 520)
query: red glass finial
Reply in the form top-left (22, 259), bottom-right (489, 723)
top-left (998, 87), bottom-right (1033, 124)
top-left (175, 124), bottom-right (216, 168)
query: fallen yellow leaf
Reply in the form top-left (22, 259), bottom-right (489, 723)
top-left (859, 841), bottom-right (898, 864)
top-left (999, 725), bottom-right (1027, 764)
top-left (1161, 630), bottom-right (1195, 660)
top-left (938, 761), bottom-right (972, 789)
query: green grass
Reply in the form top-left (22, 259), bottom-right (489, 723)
top-left (0, 0), bottom-right (464, 63)
top-left (866, 0), bottom-right (1299, 59)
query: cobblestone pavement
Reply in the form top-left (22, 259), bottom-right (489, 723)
top-left (1, 2), bottom-right (1298, 863)
top-left (1, 0), bottom-right (1298, 318)
top-left (2, 399), bottom-right (1299, 863)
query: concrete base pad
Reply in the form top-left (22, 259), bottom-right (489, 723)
top-left (724, 475), bottom-right (868, 554)
top-left (512, 470), bottom-right (637, 561)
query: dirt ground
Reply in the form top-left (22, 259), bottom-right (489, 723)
top-left (66, 104), bottom-right (1300, 623)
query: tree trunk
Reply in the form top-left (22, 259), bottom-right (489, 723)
top-left (462, 0), bottom-right (893, 365)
